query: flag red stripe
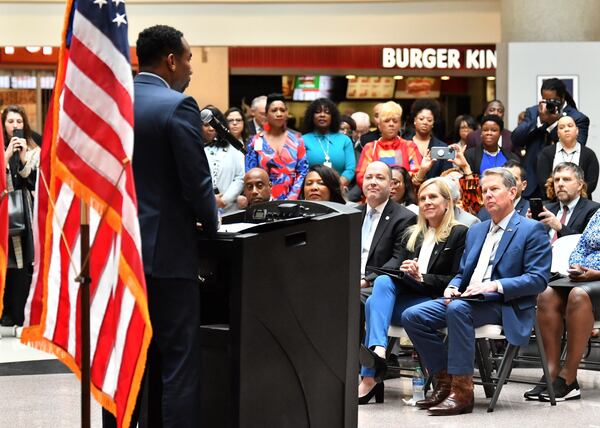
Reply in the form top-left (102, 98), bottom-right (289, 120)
top-left (113, 309), bottom-right (146, 427)
top-left (62, 86), bottom-right (127, 163)
top-left (51, 198), bottom-right (80, 350)
top-left (56, 141), bottom-right (124, 209)
top-left (69, 36), bottom-right (133, 126)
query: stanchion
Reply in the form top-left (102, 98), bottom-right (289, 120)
top-left (77, 200), bottom-right (91, 428)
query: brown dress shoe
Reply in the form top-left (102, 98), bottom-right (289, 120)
top-left (416, 371), bottom-right (452, 409)
top-left (428, 374), bottom-right (474, 416)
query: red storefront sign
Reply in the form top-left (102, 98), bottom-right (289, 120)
top-left (229, 45), bottom-right (496, 72)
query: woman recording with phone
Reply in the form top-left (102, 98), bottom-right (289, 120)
top-left (1, 105), bottom-right (40, 327)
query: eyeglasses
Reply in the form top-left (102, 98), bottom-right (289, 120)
top-left (227, 118), bottom-right (243, 124)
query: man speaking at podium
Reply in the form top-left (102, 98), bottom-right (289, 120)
top-left (105, 25), bottom-right (218, 428)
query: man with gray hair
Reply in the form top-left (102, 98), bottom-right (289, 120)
top-left (247, 95), bottom-right (267, 136)
top-left (530, 162), bottom-right (599, 242)
top-left (351, 111), bottom-right (371, 146)
top-left (402, 167), bottom-right (551, 416)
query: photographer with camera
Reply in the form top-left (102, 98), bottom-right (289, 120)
top-left (513, 78), bottom-right (589, 199)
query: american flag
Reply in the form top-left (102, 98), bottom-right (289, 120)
top-left (21, 1), bottom-right (152, 427)
top-left (0, 124), bottom-right (8, 318)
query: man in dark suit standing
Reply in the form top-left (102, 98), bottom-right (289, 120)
top-left (124, 25), bottom-right (218, 428)
top-left (478, 160), bottom-right (530, 221)
top-left (402, 167), bottom-right (551, 415)
top-left (246, 95), bottom-right (267, 137)
top-left (512, 78), bottom-right (590, 199)
top-left (360, 161), bottom-right (417, 303)
top-left (534, 162), bottom-right (599, 241)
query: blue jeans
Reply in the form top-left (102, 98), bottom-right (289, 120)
top-left (402, 298), bottom-right (503, 375)
top-left (361, 275), bottom-right (431, 377)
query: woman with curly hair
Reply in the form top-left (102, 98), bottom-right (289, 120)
top-left (302, 98), bottom-right (356, 188)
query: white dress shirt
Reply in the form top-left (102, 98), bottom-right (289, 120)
top-left (548, 196), bottom-right (580, 241)
top-left (360, 200), bottom-right (389, 277)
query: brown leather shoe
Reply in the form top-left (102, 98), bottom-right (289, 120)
top-left (416, 371), bottom-right (452, 409)
top-left (428, 374), bottom-right (474, 416)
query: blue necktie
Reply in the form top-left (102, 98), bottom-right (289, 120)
top-left (362, 208), bottom-right (376, 246)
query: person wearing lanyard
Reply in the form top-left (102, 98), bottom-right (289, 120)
top-left (302, 98), bottom-right (356, 189)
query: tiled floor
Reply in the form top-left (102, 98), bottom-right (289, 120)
top-left (3, 334), bottom-right (600, 427)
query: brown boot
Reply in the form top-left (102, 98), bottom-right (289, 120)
top-left (428, 374), bottom-right (474, 416)
top-left (416, 371), bottom-right (452, 409)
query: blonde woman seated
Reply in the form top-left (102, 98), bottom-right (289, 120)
top-left (358, 178), bottom-right (468, 404)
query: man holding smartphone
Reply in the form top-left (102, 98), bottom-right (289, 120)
top-left (527, 162), bottom-right (599, 241)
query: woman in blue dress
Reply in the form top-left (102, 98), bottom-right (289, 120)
top-left (302, 98), bottom-right (356, 190)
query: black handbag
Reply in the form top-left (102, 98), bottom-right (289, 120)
top-left (8, 189), bottom-right (26, 237)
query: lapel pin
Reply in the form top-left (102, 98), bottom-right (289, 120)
top-left (507, 228), bottom-right (513, 232)
top-left (385, 216), bottom-right (390, 220)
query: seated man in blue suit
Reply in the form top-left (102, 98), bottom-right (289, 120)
top-left (402, 167), bottom-right (552, 416)
top-left (478, 160), bottom-right (529, 221)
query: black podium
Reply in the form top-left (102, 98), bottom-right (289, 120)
top-left (198, 201), bottom-right (361, 428)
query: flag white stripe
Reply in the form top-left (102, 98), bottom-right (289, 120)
top-left (64, 59), bottom-right (133, 157)
top-left (72, 10), bottom-right (134, 100)
top-left (67, 233), bottom-right (81, 356)
top-left (58, 110), bottom-right (125, 187)
top-left (102, 288), bottom-right (135, 396)
top-left (90, 239), bottom-right (119, 362)
top-left (43, 185), bottom-right (76, 339)
top-left (24, 172), bottom-right (43, 326)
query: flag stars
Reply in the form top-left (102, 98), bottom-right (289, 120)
top-left (93, 0), bottom-right (108, 8)
top-left (112, 0), bottom-right (125, 6)
top-left (113, 13), bottom-right (127, 27)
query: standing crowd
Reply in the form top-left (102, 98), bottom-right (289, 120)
top-left (1, 23), bottom-right (599, 424)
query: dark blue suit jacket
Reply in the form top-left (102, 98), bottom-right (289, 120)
top-left (512, 104), bottom-right (590, 198)
top-left (133, 73), bottom-right (218, 279)
top-left (449, 212), bottom-right (551, 346)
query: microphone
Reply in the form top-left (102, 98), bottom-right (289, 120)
top-left (200, 109), bottom-right (247, 155)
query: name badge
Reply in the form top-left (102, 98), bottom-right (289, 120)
top-left (254, 139), bottom-right (263, 151)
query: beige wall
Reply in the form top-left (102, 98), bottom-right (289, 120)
top-left (0, 1), bottom-right (501, 46)
top-left (187, 47), bottom-right (229, 111)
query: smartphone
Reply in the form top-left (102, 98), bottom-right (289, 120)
top-left (567, 268), bottom-right (583, 276)
top-left (431, 146), bottom-right (455, 161)
top-left (12, 128), bottom-right (24, 139)
top-left (530, 198), bottom-right (544, 221)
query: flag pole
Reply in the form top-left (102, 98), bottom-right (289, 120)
top-left (78, 199), bottom-right (91, 428)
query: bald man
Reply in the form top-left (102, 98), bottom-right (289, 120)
top-left (242, 168), bottom-right (272, 206)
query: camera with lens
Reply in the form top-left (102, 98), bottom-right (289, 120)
top-left (544, 98), bottom-right (562, 115)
